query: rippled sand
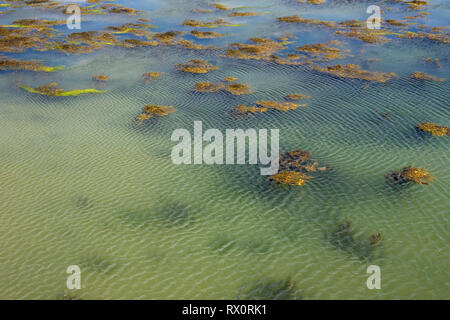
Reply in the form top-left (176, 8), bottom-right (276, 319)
top-left (0, 0), bottom-right (448, 299)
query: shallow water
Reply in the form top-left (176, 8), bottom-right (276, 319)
top-left (0, 0), bottom-right (449, 299)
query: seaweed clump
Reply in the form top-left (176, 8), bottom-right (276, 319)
top-left (225, 83), bottom-right (251, 95)
top-left (136, 104), bottom-right (176, 122)
top-left (296, 41), bottom-right (348, 61)
top-left (385, 166), bottom-right (434, 185)
top-left (416, 122), bottom-right (449, 136)
top-left (0, 56), bottom-right (62, 72)
top-left (20, 82), bottom-right (105, 96)
top-left (194, 81), bottom-right (224, 92)
top-left (254, 100), bottom-right (304, 111)
top-left (194, 81), bottom-right (251, 95)
top-left (269, 149), bottom-right (326, 187)
top-left (228, 12), bottom-right (264, 17)
top-left (313, 64), bottom-right (397, 83)
top-left (224, 37), bottom-right (285, 61)
top-left (190, 30), bottom-right (224, 39)
top-left (230, 104), bottom-right (268, 116)
top-left (92, 74), bottom-right (108, 82)
top-left (285, 93), bottom-right (311, 101)
top-left (142, 71), bottom-right (163, 83)
top-left (335, 29), bottom-right (388, 44)
top-left (409, 71), bottom-right (444, 82)
top-left (269, 171), bottom-right (312, 186)
top-left (177, 59), bottom-right (218, 74)
top-left (277, 15), bottom-right (335, 28)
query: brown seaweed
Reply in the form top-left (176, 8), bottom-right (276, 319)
top-left (92, 74), bottom-right (108, 82)
top-left (190, 30), bottom-right (224, 39)
top-left (313, 64), bottom-right (397, 82)
top-left (385, 166), bottom-right (434, 185)
top-left (409, 71), bottom-right (444, 82)
top-left (255, 100), bottom-right (303, 111)
top-left (142, 71), bottom-right (164, 83)
top-left (269, 171), bottom-right (312, 186)
top-left (285, 93), bottom-right (311, 101)
top-left (177, 59), bottom-right (218, 74)
top-left (136, 104), bottom-right (176, 122)
top-left (416, 122), bottom-right (449, 136)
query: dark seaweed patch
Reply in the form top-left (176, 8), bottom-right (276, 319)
top-left (237, 277), bottom-right (300, 300)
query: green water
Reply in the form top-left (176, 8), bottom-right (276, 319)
top-left (0, 0), bottom-right (449, 299)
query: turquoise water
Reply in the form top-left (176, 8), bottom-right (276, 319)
top-left (0, 0), bottom-right (448, 299)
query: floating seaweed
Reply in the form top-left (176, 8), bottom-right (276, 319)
top-left (142, 71), bottom-right (164, 83)
top-left (313, 64), bottom-right (397, 82)
top-left (296, 41), bottom-right (348, 61)
top-left (107, 5), bottom-right (137, 15)
top-left (136, 104), bottom-right (175, 122)
top-left (177, 59), bottom-right (218, 74)
top-left (214, 4), bottom-right (229, 11)
top-left (194, 81), bottom-right (224, 92)
top-left (224, 37), bottom-right (285, 60)
top-left (20, 82), bottom-right (105, 96)
top-left (398, 31), bottom-right (449, 44)
top-left (177, 39), bottom-right (216, 50)
top-left (92, 74), bottom-right (108, 82)
top-left (254, 100), bottom-right (303, 111)
top-left (154, 31), bottom-right (184, 44)
top-left (121, 39), bottom-right (159, 48)
top-left (334, 29), bottom-right (388, 43)
top-left (0, 56), bottom-right (62, 72)
top-left (194, 81), bottom-right (250, 95)
top-left (409, 71), bottom-right (444, 82)
top-left (182, 18), bottom-right (240, 28)
top-left (269, 171), bottom-right (312, 186)
top-left (416, 122), bottom-right (449, 136)
top-left (190, 30), bottom-right (224, 39)
top-left (268, 149), bottom-right (327, 186)
top-left (230, 104), bottom-right (268, 116)
top-left (224, 76), bottom-right (237, 82)
top-left (225, 83), bottom-right (251, 95)
top-left (277, 15), bottom-right (335, 28)
top-left (385, 166), bottom-right (434, 185)
top-left (237, 277), bottom-right (299, 300)
top-left (228, 11), bottom-right (264, 17)
top-left (423, 57), bottom-right (442, 68)
top-left (285, 93), bottom-right (311, 101)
